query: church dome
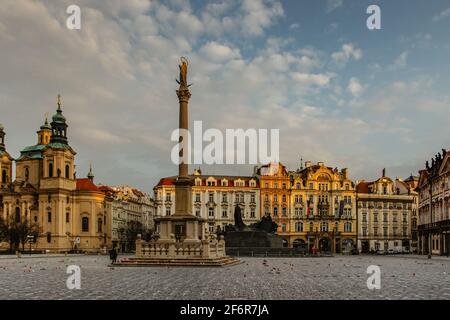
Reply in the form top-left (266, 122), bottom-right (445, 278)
top-left (52, 109), bottom-right (66, 123)
top-left (40, 118), bottom-right (52, 130)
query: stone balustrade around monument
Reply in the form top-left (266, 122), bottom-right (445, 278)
top-left (135, 234), bottom-right (226, 259)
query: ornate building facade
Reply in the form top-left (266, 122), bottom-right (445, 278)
top-left (287, 161), bottom-right (357, 253)
top-left (256, 162), bottom-right (291, 246)
top-left (417, 149), bottom-right (450, 255)
top-left (356, 170), bottom-right (415, 253)
top-left (0, 124), bottom-right (13, 190)
top-left (100, 185), bottom-right (155, 252)
top-left (0, 97), bottom-right (111, 252)
top-left (154, 168), bottom-right (260, 234)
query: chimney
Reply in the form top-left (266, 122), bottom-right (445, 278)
top-left (305, 161), bottom-right (312, 168)
top-left (318, 162), bottom-right (324, 167)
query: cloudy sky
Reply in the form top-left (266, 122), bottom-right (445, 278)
top-left (1, 0), bottom-right (450, 193)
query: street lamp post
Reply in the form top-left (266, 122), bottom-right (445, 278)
top-left (27, 235), bottom-right (34, 256)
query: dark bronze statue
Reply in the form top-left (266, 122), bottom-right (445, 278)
top-left (233, 204), bottom-right (246, 231)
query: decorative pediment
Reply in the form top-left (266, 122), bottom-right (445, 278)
top-left (439, 152), bottom-right (450, 175)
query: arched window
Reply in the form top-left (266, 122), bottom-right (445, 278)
top-left (98, 218), bottom-right (102, 233)
top-left (321, 222), bottom-right (328, 232)
top-left (15, 207), bottom-right (20, 223)
top-left (1, 169), bottom-right (6, 183)
top-left (24, 167), bottom-right (29, 181)
top-left (295, 221), bottom-right (303, 232)
top-left (48, 163), bottom-right (53, 178)
top-left (82, 217), bottom-right (89, 232)
top-left (65, 165), bottom-right (70, 179)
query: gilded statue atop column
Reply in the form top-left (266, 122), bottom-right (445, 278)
top-left (177, 57), bottom-right (189, 88)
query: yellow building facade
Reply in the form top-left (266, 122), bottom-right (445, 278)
top-left (287, 162), bottom-right (357, 253)
top-left (256, 163), bottom-right (291, 246)
top-left (0, 97), bottom-right (111, 253)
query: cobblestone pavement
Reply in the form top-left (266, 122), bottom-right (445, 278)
top-left (1, 255), bottom-right (450, 300)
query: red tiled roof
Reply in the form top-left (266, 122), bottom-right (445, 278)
top-left (157, 177), bottom-right (177, 187)
top-left (76, 178), bottom-right (101, 192)
top-left (356, 181), bottom-right (369, 193)
top-left (155, 175), bottom-right (259, 188)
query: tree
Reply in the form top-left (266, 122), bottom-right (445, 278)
top-left (0, 216), bottom-right (39, 252)
top-left (18, 218), bottom-right (39, 252)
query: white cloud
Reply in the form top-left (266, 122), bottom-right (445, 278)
top-left (200, 0), bottom-right (284, 38)
top-left (331, 43), bottom-right (362, 67)
top-left (389, 51), bottom-right (408, 70)
top-left (326, 0), bottom-right (343, 13)
top-left (432, 7), bottom-right (450, 22)
top-left (347, 77), bottom-right (364, 97)
top-left (289, 23), bottom-right (299, 30)
top-left (200, 42), bottom-right (241, 62)
top-left (292, 72), bottom-right (334, 86)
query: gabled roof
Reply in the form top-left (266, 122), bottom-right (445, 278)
top-left (356, 181), bottom-right (369, 193)
top-left (76, 178), bottom-right (101, 192)
top-left (439, 151), bottom-right (450, 175)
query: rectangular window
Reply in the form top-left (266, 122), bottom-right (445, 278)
top-left (282, 207), bottom-right (287, 217)
top-left (209, 193), bottom-right (214, 203)
top-left (195, 193), bottom-right (200, 202)
top-left (208, 208), bottom-right (215, 217)
top-left (282, 223), bottom-right (286, 232)
top-left (66, 212), bottom-right (70, 223)
top-left (222, 210), bottom-right (227, 218)
top-left (250, 208), bottom-right (255, 218)
top-left (47, 212), bottom-right (52, 223)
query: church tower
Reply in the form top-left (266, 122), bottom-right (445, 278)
top-left (41, 94), bottom-right (76, 182)
top-left (37, 116), bottom-right (52, 145)
top-left (50, 94), bottom-right (69, 145)
top-left (0, 124), bottom-right (13, 188)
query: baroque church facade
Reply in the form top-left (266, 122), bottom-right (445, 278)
top-left (0, 96), bottom-right (111, 252)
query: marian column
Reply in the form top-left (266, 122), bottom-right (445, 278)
top-left (174, 57), bottom-right (193, 216)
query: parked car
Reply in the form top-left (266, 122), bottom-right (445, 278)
top-left (375, 249), bottom-right (385, 255)
top-left (387, 249), bottom-right (395, 255)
